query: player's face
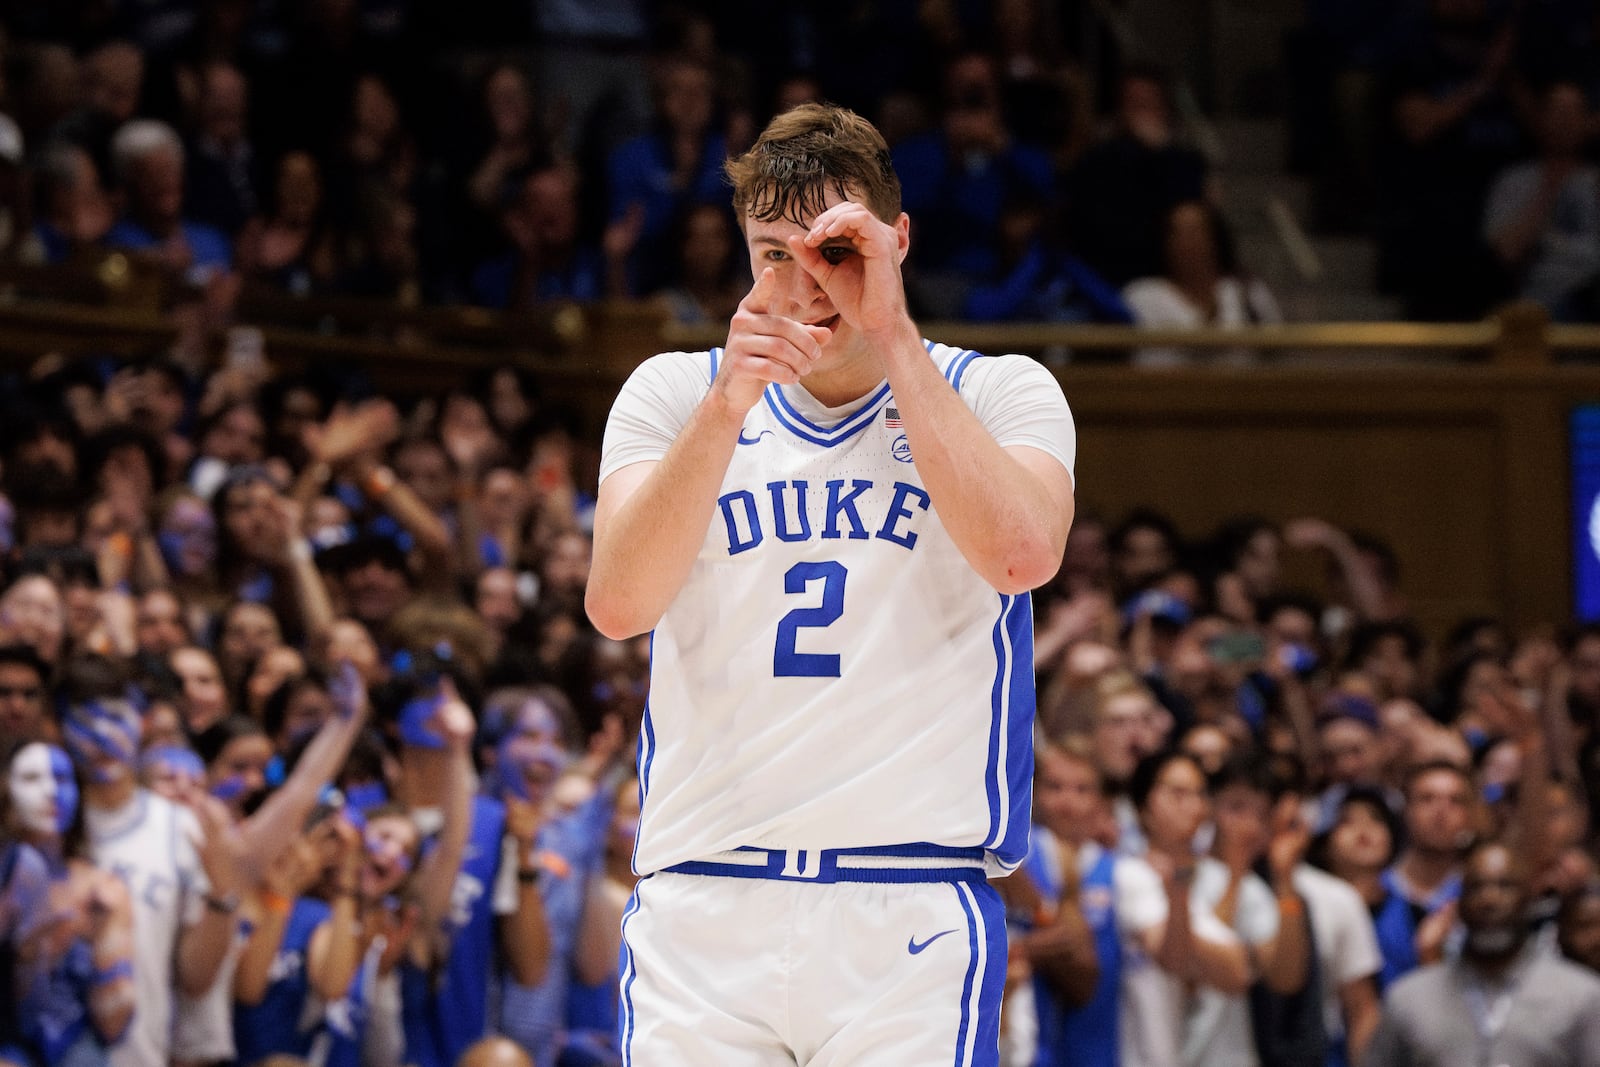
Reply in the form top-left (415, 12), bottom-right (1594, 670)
top-left (743, 184), bottom-right (895, 365)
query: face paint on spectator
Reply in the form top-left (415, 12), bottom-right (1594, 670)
top-left (62, 700), bottom-right (141, 783)
top-left (512, 698), bottom-right (562, 744)
top-left (361, 815), bottom-right (419, 900)
top-left (343, 781), bottom-right (388, 813)
top-left (139, 745), bottom-right (205, 801)
top-left (397, 690), bottom-right (447, 750)
top-left (7, 742), bottom-right (77, 836)
top-left (497, 734), bottom-right (569, 804)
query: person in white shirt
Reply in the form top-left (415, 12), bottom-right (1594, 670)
top-left (1190, 753), bottom-right (1310, 1067)
top-left (1122, 201), bottom-right (1282, 368)
top-left (64, 693), bottom-right (242, 1067)
top-left (1118, 749), bottom-right (1259, 1067)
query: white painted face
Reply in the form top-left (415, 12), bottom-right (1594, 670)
top-left (8, 741), bottom-right (71, 837)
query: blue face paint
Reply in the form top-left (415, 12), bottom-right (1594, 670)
top-left (46, 746), bottom-right (77, 835)
top-left (139, 745), bottom-right (205, 781)
top-left (398, 692), bottom-right (447, 750)
top-left (210, 775), bottom-right (249, 802)
top-left (495, 735), bottom-right (569, 802)
top-left (63, 701), bottom-right (142, 782)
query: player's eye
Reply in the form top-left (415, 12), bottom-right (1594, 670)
top-left (765, 249), bottom-right (789, 262)
top-left (820, 244), bottom-right (854, 265)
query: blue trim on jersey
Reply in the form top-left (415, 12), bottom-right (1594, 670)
top-left (981, 594), bottom-right (1035, 865)
top-left (1000, 594), bottom-right (1035, 864)
top-left (666, 843), bottom-right (987, 885)
top-left (771, 380), bottom-right (891, 436)
top-left (946, 349), bottom-right (982, 390)
top-left (618, 883), bottom-right (645, 1067)
top-left (982, 595), bottom-right (1009, 849)
top-left (952, 881), bottom-right (1004, 1066)
top-left (971, 883), bottom-right (1006, 1067)
top-left (761, 383), bottom-right (892, 447)
top-left (953, 882), bottom-right (980, 1066)
top-left (709, 347), bottom-right (721, 380)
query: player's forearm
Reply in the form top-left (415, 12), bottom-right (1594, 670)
top-left (877, 322), bottom-right (1071, 593)
top-left (587, 393), bottom-right (745, 638)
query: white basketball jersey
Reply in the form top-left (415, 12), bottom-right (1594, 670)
top-left (599, 342), bottom-right (1076, 875)
top-left (86, 789), bottom-right (208, 1067)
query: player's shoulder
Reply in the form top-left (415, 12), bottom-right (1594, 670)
top-left (924, 340), bottom-right (1055, 393)
top-left (612, 349), bottom-right (719, 412)
top-left (632, 349), bottom-right (720, 386)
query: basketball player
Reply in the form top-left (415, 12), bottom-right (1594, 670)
top-left (587, 103), bottom-right (1077, 1065)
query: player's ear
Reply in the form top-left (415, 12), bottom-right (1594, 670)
top-left (895, 212), bottom-right (911, 265)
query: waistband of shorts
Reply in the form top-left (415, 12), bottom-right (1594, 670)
top-left (662, 843), bottom-right (988, 885)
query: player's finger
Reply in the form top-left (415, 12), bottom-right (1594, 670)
top-left (742, 267), bottom-right (777, 315)
top-left (803, 324), bottom-right (833, 350)
top-left (737, 334), bottom-right (819, 380)
top-left (741, 311), bottom-right (827, 358)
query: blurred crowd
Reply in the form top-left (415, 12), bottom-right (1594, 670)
top-left (0, 1), bottom-right (1587, 359)
top-left (0, 321), bottom-right (1598, 1067)
top-left (0, 0), bottom-right (1588, 356)
top-left (1291, 0), bottom-right (1600, 321)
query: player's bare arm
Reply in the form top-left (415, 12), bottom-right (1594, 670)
top-left (788, 201), bottom-right (1076, 594)
top-left (586, 269), bottom-right (833, 639)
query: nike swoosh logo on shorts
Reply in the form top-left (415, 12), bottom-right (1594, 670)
top-left (737, 429), bottom-right (772, 445)
top-left (907, 929), bottom-right (959, 955)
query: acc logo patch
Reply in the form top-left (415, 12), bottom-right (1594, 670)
top-left (891, 435), bottom-right (913, 464)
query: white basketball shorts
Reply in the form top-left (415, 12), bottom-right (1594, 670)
top-left (618, 844), bottom-right (1007, 1066)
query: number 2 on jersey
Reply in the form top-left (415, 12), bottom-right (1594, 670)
top-left (773, 561), bottom-right (847, 677)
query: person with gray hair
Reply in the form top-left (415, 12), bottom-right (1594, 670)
top-left (105, 118), bottom-right (232, 285)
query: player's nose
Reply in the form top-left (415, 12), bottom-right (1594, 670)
top-left (783, 267), bottom-right (822, 315)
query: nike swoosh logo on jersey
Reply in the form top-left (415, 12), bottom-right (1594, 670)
top-left (907, 929), bottom-right (959, 955)
top-left (737, 429), bottom-right (773, 445)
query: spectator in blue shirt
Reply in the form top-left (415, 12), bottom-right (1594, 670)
top-left (893, 52), bottom-right (1054, 314)
top-left (604, 57), bottom-right (728, 295)
top-left (105, 120), bottom-right (233, 287)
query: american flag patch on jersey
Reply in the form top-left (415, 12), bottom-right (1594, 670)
top-left (884, 407), bottom-right (902, 428)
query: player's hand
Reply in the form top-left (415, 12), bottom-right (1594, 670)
top-left (786, 199), bottom-right (909, 338)
top-left (717, 268), bottom-right (833, 413)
